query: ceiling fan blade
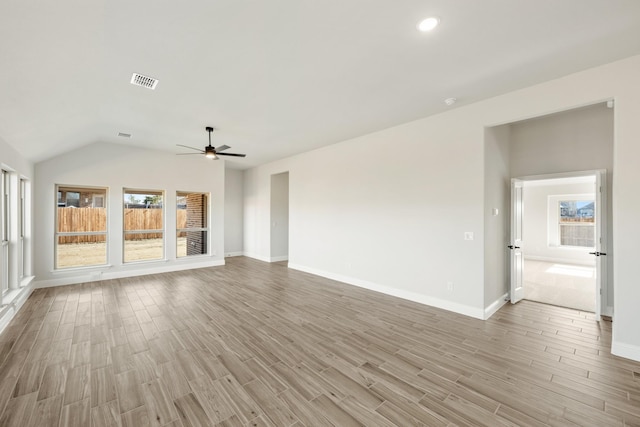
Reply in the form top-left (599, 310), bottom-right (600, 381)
top-left (217, 152), bottom-right (246, 157)
top-left (215, 145), bottom-right (230, 152)
top-left (176, 153), bottom-right (203, 155)
top-left (176, 144), bottom-right (204, 152)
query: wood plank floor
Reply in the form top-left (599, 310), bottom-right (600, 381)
top-left (0, 256), bottom-right (639, 426)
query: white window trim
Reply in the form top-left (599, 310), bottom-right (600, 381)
top-left (55, 185), bottom-right (109, 269)
top-left (19, 178), bottom-right (28, 281)
top-left (547, 193), bottom-right (595, 249)
top-left (176, 191), bottom-right (210, 258)
top-left (1, 169), bottom-right (9, 295)
top-left (123, 188), bottom-right (165, 263)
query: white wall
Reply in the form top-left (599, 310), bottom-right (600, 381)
top-left (269, 172), bottom-right (289, 261)
top-left (1, 137), bottom-right (33, 179)
top-left (246, 115), bottom-right (486, 318)
top-left (523, 181), bottom-right (596, 265)
top-left (243, 54), bottom-right (640, 361)
top-left (483, 125), bottom-right (510, 313)
top-left (34, 143), bottom-right (225, 286)
top-left (224, 168), bottom-right (244, 256)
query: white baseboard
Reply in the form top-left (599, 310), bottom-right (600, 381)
top-left (243, 253), bottom-right (288, 263)
top-left (243, 253), bottom-right (271, 263)
top-left (224, 252), bottom-right (244, 258)
top-left (484, 292), bottom-right (509, 319)
top-left (34, 259), bottom-right (226, 288)
top-left (611, 340), bottom-right (640, 362)
top-left (288, 263), bottom-right (484, 320)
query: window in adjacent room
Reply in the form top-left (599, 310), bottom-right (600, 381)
top-left (55, 185), bottom-right (108, 269)
top-left (124, 189), bottom-right (164, 262)
top-left (176, 192), bottom-right (209, 257)
top-left (558, 199), bottom-right (595, 248)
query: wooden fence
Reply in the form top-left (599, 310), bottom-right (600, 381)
top-left (560, 222), bottom-right (595, 247)
top-left (57, 208), bottom-right (187, 243)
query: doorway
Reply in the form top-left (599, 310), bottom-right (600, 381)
top-left (485, 102), bottom-right (613, 318)
top-left (270, 172), bottom-right (289, 262)
top-left (510, 171), bottom-right (606, 317)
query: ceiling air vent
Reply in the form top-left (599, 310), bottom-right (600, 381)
top-left (118, 132), bottom-right (131, 138)
top-left (130, 73), bottom-right (158, 90)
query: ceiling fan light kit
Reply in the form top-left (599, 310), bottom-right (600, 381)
top-left (204, 146), bottom-right (218, 159)
top-left (176, 126), bottom-right (246, 160)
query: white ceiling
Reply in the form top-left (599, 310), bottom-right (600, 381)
top-left (2, 0), bottom-right (640, 169)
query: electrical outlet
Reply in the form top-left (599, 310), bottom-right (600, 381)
top-left (464, 232), bottom-right (474, 240)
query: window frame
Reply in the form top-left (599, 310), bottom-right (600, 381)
top-left (55, 184), bottom-right (109, 269)
top-left (176, 191), bottom-right (210, 258)
top-left (19, 178), bottom-right (27, 280)
top-left (1, 169), bottom-right (9, 294)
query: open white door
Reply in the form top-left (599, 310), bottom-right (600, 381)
top-left (510, 179), bottom-right (525, 304)
top-left (591, 171), bottom-right (606, 320)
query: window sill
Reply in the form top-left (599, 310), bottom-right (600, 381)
top-left (20, 276), bottom-right (35, 288)
top-left (2, 280), bottom-right (34, 309)
top-left (176, 254), bottom-right (212, 261)
top-left (123, 258), bottom-right (169, 266)
top-left (52, 264), bottom-right (113, 274)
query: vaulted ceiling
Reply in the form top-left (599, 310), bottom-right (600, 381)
top-left (2, 0), bottom-right (640, 168)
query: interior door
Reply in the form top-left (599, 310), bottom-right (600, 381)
top-left (510, 179), bottom-right (525, 304)
top-left (592, 171), bottom-right (606, 320)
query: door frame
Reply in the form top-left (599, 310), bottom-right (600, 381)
top-left (509, 169), bottom-right (607, 319)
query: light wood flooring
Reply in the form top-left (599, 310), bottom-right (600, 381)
top-left (0, 256), bottom-right (639, 426)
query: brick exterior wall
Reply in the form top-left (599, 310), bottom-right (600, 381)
top-left (186, 193), bottom-right (207, 255)
top-left (58, 190), bottom-right (104, 207)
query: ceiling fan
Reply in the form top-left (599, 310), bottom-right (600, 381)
top-left (177, 126), bottom-right (246, 160)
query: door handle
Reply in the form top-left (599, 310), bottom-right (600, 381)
top-left (507, 245), bottom-right (521, 249)
top-left (589, 251), bottom-right (607, 256)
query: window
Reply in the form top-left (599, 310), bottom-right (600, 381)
top-left (93, 195), bottom-right (105, 208)
top-left (124, 189), bottom-right (164, 262)
top-left (19, 179), bottom-right (28, 280)
top-left (559, 200), bottom-right (595, 248)
top-left (1, 170), bottom-right (9, 294)
top-left (177, 192), bottom-right (209, 257)
top-left (55, 185), bottom-right (108, 269)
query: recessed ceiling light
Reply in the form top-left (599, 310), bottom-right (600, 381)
top-left (417, 17), bottom-right (440, 32)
